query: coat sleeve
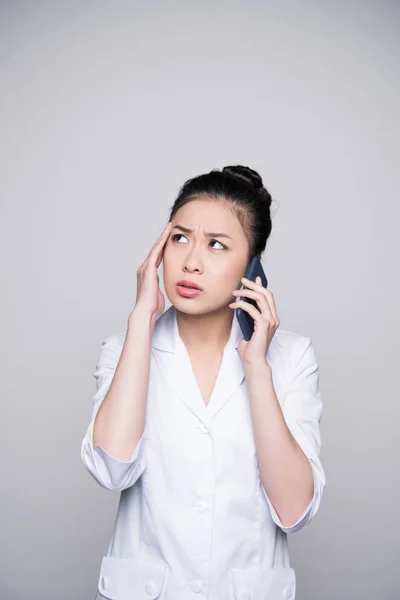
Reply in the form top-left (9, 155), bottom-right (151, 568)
top-left (262, 335), bottom-right (326, 534)
top-left (80, 334), bottom-right (146, 492)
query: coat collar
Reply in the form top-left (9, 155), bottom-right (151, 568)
top-left (151, 305), bottom-right (246, 424)
top-left (151, 304), bottom-right (244, 353)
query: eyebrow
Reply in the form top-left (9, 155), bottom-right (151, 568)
top-left (172, 225), bottom-right (233, 240)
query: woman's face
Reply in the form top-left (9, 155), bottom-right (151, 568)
top-left (163, 198), bottom-right (250, 315)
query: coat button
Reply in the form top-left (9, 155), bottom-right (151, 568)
top-left (200, 424), bottom-right (209, 434)
top-left (239, 592), bottom-right (250, 600)
top-left (196, 501), bottom-right (207, 513)
top-left (145, 580), bottom-right (157, 595)
top-left (100, 576), bottom-right (107, 590)
top-left (283, 584), bottom-right (293, 599)
top-left (190, 580), bottom-right (202, 592)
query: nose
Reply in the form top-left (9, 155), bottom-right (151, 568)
top-left (182, 246), bottom-right (204, 274)
top-left (183, 260), bottom-right (202, 274)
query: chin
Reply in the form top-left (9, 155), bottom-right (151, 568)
top-left (172, 296), bottom-right (230, 318)
top-left (171, 297), bottom-right (207, 315)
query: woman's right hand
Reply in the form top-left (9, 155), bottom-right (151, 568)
top-left (130, 221), bottom-right (173, 325)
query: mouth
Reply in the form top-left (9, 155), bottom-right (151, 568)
top-left (175, 280), bottom-right (203, 297)
top-left (176, 280), bottom-right (203, 291)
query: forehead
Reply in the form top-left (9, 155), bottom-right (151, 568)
top-left (172, 199), bottom-right (244, 237)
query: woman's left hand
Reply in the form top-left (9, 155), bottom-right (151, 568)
top-left (229, 276), bottom-right (280, 366)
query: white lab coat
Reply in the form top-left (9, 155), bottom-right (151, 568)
top-left (81, 304), bottom-right (325, 600)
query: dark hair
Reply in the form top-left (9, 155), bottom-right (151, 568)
top-left (168, 165), bottom-right (274, 261)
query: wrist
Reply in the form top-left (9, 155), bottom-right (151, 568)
top-left (128, 307), bottom-right (156, 330)
top-left (243, 359), bottom-right (272, 376)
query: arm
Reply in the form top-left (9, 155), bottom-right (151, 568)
top-left (80, 309), bottom-right (154, 492)
top-left (246, 336), bottom-right (325, 534)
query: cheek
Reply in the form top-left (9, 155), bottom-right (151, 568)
top-left (211, 268), bottom-right (241, 297)
top-left (161, 248), bottom-right (175, 283)
top-left (218, 261), bottom-right (243, 282)
top-left (162, 244), bottom-right (173, 266)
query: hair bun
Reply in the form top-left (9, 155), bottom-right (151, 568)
top-left (222, 165), bottom-right (263, 191)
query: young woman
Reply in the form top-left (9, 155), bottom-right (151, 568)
top-left (81, 165), bottom-right (325, 600)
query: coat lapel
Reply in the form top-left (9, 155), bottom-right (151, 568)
top-left (151, 305), bottom-right (245, 426)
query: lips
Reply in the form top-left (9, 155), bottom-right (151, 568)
top-left (176, 280), bottom-right (203, 291)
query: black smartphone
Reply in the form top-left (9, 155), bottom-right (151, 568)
top-left (235, 256), bottom-right (268, 341)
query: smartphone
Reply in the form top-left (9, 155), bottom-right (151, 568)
top-left (235, 256), bottom-right (268, 341)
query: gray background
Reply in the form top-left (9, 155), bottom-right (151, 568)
top-left (1, 1), bottom-right (399, 599)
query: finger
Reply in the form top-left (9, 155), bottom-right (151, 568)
top-left (147, 222), bottom-right (173, 267)
top-left (228, 299), bottom-right (264, 323)
top-left (140, 223), bottom-right (170, 266)
top-left (155, 243), bottom-right (167, 268)
top-left (243, 276), bottom-right (279, 322)
top-left (232, 288), bottom-right (272, 319)
top-left (257, 281), bottom-right (279, 322)
top-left (152, 221), bottom-right (173, 252)
top-left (264, 290), bottom-right (278, 322)
top-left (241, 276), bottom-right (265, 290)
top-left (139, 223), bottom-right (171, 274)
top-left (154, 222), bottom-right (173, 267)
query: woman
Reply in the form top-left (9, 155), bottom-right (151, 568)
top-left (81, 165), bottom-right (326, 600)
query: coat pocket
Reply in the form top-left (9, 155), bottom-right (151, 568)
top-left (97, 555), bottom-right (167, 600)
top-left (230, 565), bottom-right (296, 600)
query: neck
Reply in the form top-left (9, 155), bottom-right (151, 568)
top-left (176, 305), bottom-right (233, 355)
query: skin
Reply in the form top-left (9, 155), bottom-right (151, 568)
top-left (162, 197), bottom-right (252, 354)
top-left (92, 198), bottom-right (315, 523)
top-left (161, 197), bottom-right (315, 527)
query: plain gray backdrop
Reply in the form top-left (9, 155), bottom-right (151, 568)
top-left (1, 1), bottom-right (399, 599)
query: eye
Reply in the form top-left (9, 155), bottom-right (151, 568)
top-left (171, 234), bottom-right (226, 250)
top-left (172, 234), bottom-right (189, 243)
top-left (210, 239), bottom-right (226, 250)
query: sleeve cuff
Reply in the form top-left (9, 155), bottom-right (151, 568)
top-left (88, 418), bottom-right (144, 464)
top-left (81, 417), bottom-right (145, 491)
top-left (262, 455), bottom-right (320, 534)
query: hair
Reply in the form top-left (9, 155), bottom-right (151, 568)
top-left (168, 165), bottom-right (274, 261)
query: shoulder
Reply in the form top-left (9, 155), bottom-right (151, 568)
top-left (98, 331), bottom-right (126, 348)
top-left (272, 327), bottom-right (311, 355)
top-left (114, 330), bottom-right (128, 345)
top-left (95, 330), bottom-right (126, 365)
top-left (104, 327), bottom-right (129, 344)
top-left (269, 328), bottom-right (315, 372)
